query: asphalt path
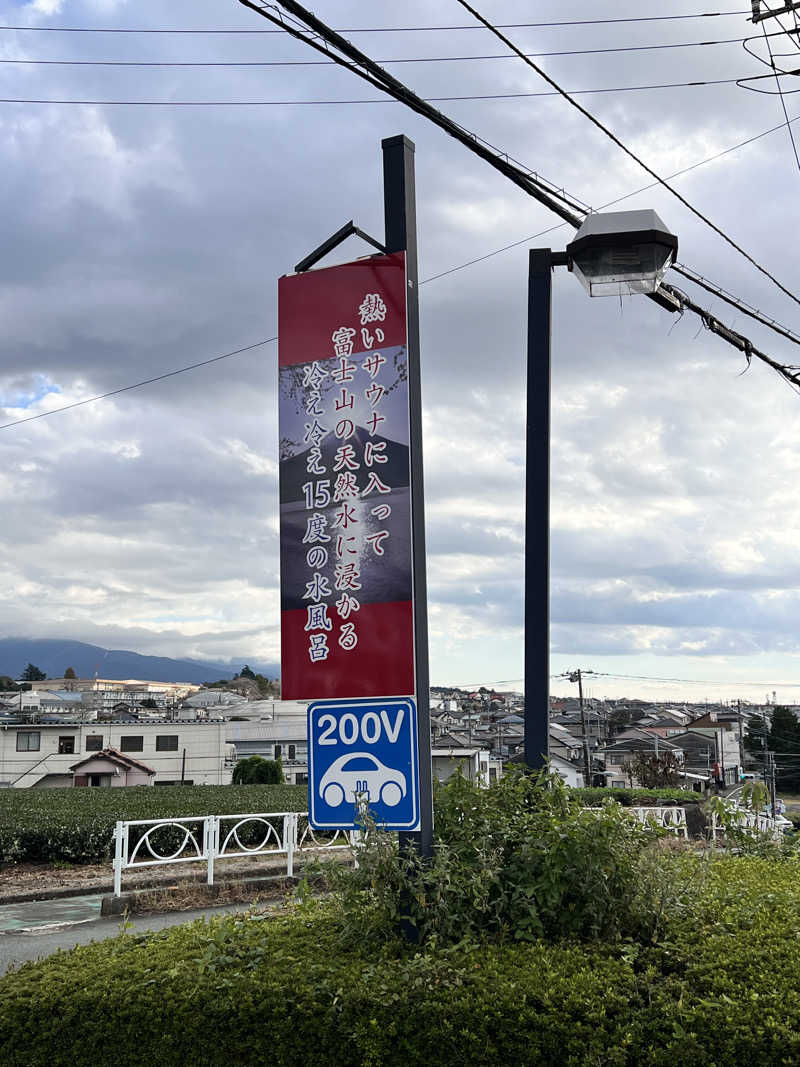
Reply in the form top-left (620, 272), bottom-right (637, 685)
top-left (0, 900), bottom-right (255, 976)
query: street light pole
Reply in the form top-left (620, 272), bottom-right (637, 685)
top-left (522, 211), bottom-right (677, 774)
top-left (524, 248), bottom-right (558, 771)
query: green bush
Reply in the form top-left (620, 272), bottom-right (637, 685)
top-left (0, 783), bottom-right (307, 865)
top-left (328, 770), bottom-right (663, 945)
top-left (5, 856), bottom-right (800, 1065)
top-left (572, 786), bottom-right (700, 807)
top-left (231, 755), bottom-right (284, 785)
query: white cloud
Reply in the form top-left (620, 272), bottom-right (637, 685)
top-left (1, 0), bottom-right (799, 695)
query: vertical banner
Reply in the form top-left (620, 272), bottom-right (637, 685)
top-left (278, 253), bottom-right (415, 700)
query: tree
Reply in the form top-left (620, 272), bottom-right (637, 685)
top-left (231, 755), bottom-right (284, 785)
top-left (624, 751), bottom-right (681, 789)
top-left (744, 713), bottom-right (768, 756)
top-left (21, 663), bottom-right (46, 682)
top-left (240, 665), bottom-right (256, 680)
top-left (766, 706), bottom-right (800, 792)
top-left (0, 676), bottom-right (20, 692)
top-left (64, 667), bottom-right (77, 679)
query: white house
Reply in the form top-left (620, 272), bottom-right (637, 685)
top-left (0, 720), bottom-right (230, 788)
top-left (226, 701), bottom-right (310, 784)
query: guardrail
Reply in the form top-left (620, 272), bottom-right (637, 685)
top-left (628, 806), bottom-right (688, 838)
top-left (112, 812), bottom-right (354, 897)
top-left (584, 806), bottom-right (688, 838)
top-left (710, 805), bottom-right (781, 842)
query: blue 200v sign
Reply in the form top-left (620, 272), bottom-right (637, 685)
top-left (308, 698), bottom-right (420, 831)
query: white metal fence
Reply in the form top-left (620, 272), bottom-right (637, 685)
top-left (584, 806), bottom-right (689, 838)
top-left (628, 806), bottom-right (689, 838)
top-left (710, 805), bottom-right (781, 842)
top-left (112, 812), bottom-right (354, 897)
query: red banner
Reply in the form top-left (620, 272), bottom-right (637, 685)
top-left (278, 253), bottom-right (415, 700)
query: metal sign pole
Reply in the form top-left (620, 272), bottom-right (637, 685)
top-left (524, 248), bottom-right (553, 770)
top-left (382, 134), bottom-right (434, 857)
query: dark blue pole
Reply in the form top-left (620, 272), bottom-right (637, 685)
top-left (382, 134), bottom-right (434, 857)
top-left (525, 249), bottom-right (558, 769)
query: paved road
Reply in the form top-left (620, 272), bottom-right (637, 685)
top-left (0, 898), bottom-right (255, 976)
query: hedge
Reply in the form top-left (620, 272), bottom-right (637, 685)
top-left (571, 786), bottom-right (701, 807)
top-left (0, 783), bottom-right (308, 865)
top-left (2, 855), bottom-right (800, 1066)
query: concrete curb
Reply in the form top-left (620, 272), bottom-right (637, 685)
top-left (100, 873), bottom-right (298, 916)
top-left (0, 861), bottom-right (316, 908)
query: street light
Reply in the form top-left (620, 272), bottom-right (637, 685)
top-left (523, 210), bottom-right (678, 771)
top-left (566, 209), bottom-right (677, 298)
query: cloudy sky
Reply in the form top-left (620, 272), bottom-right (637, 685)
top-left (3, 0), bottom-right (800, 702)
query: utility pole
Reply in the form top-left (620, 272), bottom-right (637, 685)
top-left (737, 699), bottom-right (745, 777)
top-left (750, 1), bottom-right (800, 23)
top-left (569, 669), bottom-right (591, 786)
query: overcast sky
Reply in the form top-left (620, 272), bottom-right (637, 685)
top-left (3, 0), bottom-right (800, 702)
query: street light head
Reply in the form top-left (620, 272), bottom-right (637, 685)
top-left (566, 209), bottom-right (678, 298)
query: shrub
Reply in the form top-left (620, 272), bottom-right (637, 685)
top-left (6, 856), bottom-right (800, 1065)
top-left (232, 755), bottom-right (284, 785)
top-left (572, 786), bottom-right (700, 807)
top-left (327, 770), bottom-right (664, 945)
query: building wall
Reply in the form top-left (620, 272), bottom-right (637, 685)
top-left (0, 722), bottom-right (229, 788)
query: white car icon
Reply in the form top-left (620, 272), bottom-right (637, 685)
top-left (319, 752), bottom-right (407, 808)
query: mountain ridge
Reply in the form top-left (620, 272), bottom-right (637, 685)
top-left (0, 638), bottom-right (279, 685)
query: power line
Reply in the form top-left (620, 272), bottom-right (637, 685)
top-left (234, 0), bottom-right (800, 391)
top-left (7, 112), bottom-right (793, 432)
top-left (0, 338), bottom-right (275, 431)
top-left (591, 671), bottom-right (800, 686)
top-left (423, 108), bottom-right (800, 350)
top-left (0, 77), bottom-right (771, 106)
top-left (2, 10), bottom-right (796, 428)
top-left (762, 19), bottom-right (800, 170)
top-left (0, 13), bottom-right (754, 36)
top-left (453, 0), bottom-right (800, 315)
top-left (0, 37), bottom-right (762, 66)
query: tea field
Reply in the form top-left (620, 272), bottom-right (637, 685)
top-left (0, 784), bottom-right (308, 864)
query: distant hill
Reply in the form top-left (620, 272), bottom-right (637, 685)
top-left (0, 638), bottom-right (279, 685)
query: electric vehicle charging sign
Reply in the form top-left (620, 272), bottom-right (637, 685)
top-left (308, 697), bottom-right (420, 830)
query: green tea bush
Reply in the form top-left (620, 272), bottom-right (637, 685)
top-left (5, 856), bottom-right (800, 1065)
top-left (328, 770), bottom-right (664, 945)
top-left (0, 783), bottom-right (307, 864)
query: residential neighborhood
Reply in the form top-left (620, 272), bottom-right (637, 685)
top-left (0, 670), bottom-right (775, 793)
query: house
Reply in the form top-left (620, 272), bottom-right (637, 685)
top-left (226, 701), bottom-right (310, 784)
top-left (70, 747), bottom-right (156, 787)
top-left (25, 677), bottom-right (202, 717)
top-left (507, 752), bottom-right (584, 788)
top-left (0, 720), bottom-right (230, 788)
top-left (430, 744), bottom-right (501, 787)
top-left (596, 735), bottom-right (683, 788)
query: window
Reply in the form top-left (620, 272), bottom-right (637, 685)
top-left (274, 744), bottom-right (282, 759)
top-left (288, 744), bottom-right (296, 760)
top-left (58, 736), bottom-right (75, 755)
top-left (86, 735), bottom-right (103, 752)
top-left (155, 735), bottom-right (179, 752)
top-left (16, 732), bottom-right (40, 752)
top-left (120, 735), bottom-right (143, 752)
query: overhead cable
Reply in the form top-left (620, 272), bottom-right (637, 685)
top-left (0, 13), bottom-right (753, 35)
top-left (236, 0), bottom-right (800, 391)
top-left (0, 37), bottom-right (769, 66)
top-left (453, 0), bottom-right (800, 314)
top-left (0, 338), bottom-right (275, 431)
top-left (6, 113), bottom-right (799, 431)
top-left (0, 77), bottom-right (772, 105)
